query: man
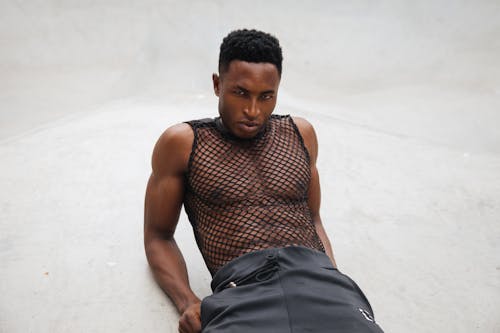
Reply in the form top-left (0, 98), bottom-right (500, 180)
top-left (144, 29), bottom-right (383, 333)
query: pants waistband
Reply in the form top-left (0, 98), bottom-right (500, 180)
top-left (210, 246), bottom-right (331, 293)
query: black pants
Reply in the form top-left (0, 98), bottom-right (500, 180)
top-left (201, 246), bottom-right (384, 332)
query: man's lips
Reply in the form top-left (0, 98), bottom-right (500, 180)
top-left (238, 121), bottom-right (260, 129)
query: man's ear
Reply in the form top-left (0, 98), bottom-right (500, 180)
top-left (212, 73), bottom-right (220, 96)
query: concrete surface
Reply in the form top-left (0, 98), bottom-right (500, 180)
top-left (1, 1), bottom-right (499, 332)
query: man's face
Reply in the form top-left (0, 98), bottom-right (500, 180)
top-left (212, 60), bottom-right (281, 139)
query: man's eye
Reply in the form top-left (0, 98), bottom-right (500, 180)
top-left (261, 94), bottom-right (273, 100)
top-left (234, 90), bottom-right (245, 95)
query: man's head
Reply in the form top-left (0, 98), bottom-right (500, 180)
top-left (213, 29), bottom-right (283, 139)
top-left (218, 29), bottom-right (283, 77)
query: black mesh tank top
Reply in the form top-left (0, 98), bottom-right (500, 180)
top-left (184, 114), bottom-right (325, 275)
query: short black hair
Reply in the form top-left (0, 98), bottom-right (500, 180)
top-left (218, 29), bottom-right (283, 76)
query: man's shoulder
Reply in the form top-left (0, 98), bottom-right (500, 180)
top-left (289, 116), bottom-right (318, 161)
top-left (152, 123), bottom-right (194, 176)
top-left (290, 116), bottom-right (315, 137)
top-left (158, 122), bottom-right (194, 148)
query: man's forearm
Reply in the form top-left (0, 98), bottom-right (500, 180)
top-left (145, 237), bottom-right (200, 313)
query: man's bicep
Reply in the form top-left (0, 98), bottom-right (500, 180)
top-left (144, 124), bottom-right (193, 240)
top-left (144, 172), bottom-right (185, 239)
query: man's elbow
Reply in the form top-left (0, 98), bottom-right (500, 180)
top-left (144, 228), bottom-right (172, 257)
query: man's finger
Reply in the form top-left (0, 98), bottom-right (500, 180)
top-left (178, 311), bottom-right (201, 333)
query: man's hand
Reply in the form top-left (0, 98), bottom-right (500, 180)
top-left (178, 301), bottom-right (202, 333)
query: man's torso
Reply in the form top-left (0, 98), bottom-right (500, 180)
top-left (183, 115), bottom-right (324, 275)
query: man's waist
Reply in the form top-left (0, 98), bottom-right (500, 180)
top-left (210, 245), bottom-right (329, 292)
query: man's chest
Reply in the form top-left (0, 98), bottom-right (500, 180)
top-left (188, 140), bottom-right (310, 205)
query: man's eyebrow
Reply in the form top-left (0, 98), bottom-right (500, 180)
top-left (234, 85), bottom-right (249, 92)
top-left (234, 85), bottom-right (275, 95)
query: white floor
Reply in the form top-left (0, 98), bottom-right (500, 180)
top-left (1, 1), bottom-right (499, 332)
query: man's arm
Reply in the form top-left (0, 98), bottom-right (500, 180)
top-left (293, 117), bottom-right (337, 268)
top-left (144, 123), bottom-right (201, 332)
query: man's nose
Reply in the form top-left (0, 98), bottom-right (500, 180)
top-left (243, 99), bottom-right (259, 119)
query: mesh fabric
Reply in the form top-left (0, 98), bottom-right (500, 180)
top-left (184, 115), bottom-right (325, 275)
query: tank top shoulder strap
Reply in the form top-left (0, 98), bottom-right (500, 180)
top-left (270, 114), bottom-right (311, 165)
top-left (184, 117), bottom-right (217, 179)
top-left (185, 117), bottom-right (216, 130)
top-left (286, 115), bottom-right (311, 164)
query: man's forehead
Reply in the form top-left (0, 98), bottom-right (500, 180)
top-left (221, 60), bottom-right (280, 87)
